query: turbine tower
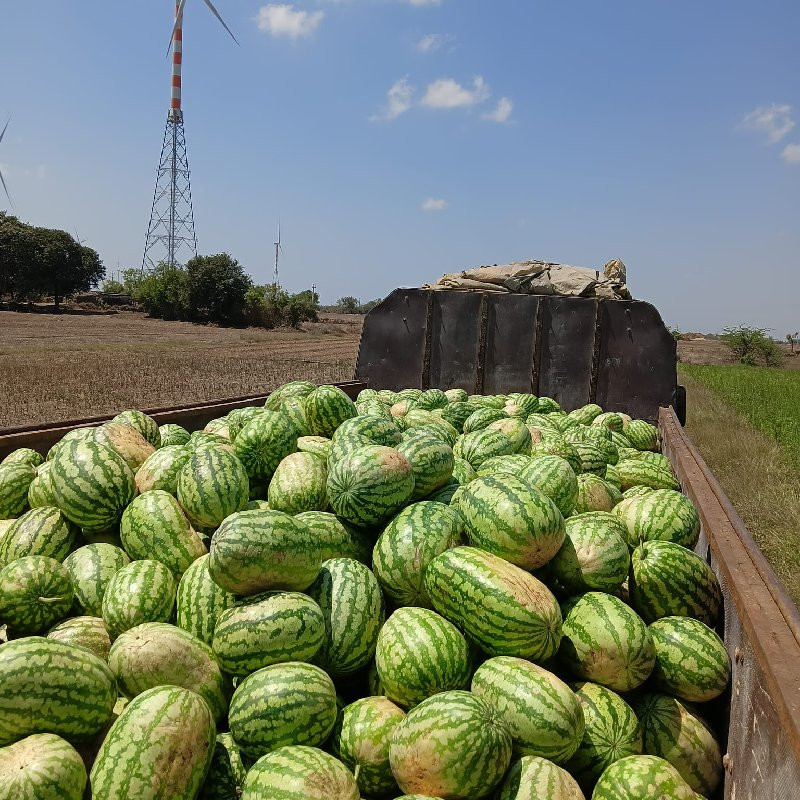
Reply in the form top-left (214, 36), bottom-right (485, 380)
top-left (273, 222), bottom-right (282, 286)
top-left (141, 0), bottom-right (236, 272)
top-left (0, 117), bottom-right (13, 208)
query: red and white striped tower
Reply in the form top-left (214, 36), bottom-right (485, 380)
top-left (170, 1), bottom-right (184, 121)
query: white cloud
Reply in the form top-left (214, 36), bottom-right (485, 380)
top-left (256, 4), bottom-right (324, 39)
top-left (421, 76), bottom-right (490, 109)
top-left (408, 0), bottom-right (442, 6)
top-left (740, 103), bottom-right (795, 144)
top-left (481, 97), bottom-right (513, 123)
top-left (782, 143), bottom-right (800, 164)
top-left (422, 197), bottom-right (447, 211)
top-left (417, 33), bottom-right (444, 53)
top-left (371, 78), bottom-right (415, 121)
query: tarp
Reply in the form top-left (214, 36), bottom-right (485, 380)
top-left (423, 258), bottom-right (631, 300)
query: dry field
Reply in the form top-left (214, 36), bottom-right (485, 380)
top-left (0, 312), bottom-right (362, 428)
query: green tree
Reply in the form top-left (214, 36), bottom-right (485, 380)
top-left (0, 213), bottom-right (38, 300)
top-left (32, 229), bottom-right (104, 310)
top-left (286, 289), bottom-right (319, 327)
top-left (133, 263), bottom-right (190, 320)
top-left (102, 278), bottom-right (125, 293)
top-left (721, 325), bottom-right (782, 367)
top-left (337, 296), bottom-right (360, 314)
top-left (358, 298), bottom-right (382, 314)
top-left (186, 253), bottom-right (251, 324)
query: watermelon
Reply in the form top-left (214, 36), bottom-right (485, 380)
top-left (212, 591), bottom-right (325, 676)
top-left (101, 559), bottom-right (176, 638)
top-left (548, 513), bottom-right (630, 594)
top-left (573, 474), bottom-right (620, 514)
top-left (0, 555), bottom-right (73, 634)
top-left (454, 475), bottom-right (565, 570)
top-left (280, 395), bottom-right (312, 436)
top-left (27, 461), bottom-right (57, 509)
top-left (439, 401), bottom-right (475, 430)
top-left (397, 430), bottom-right (454, 500)
top-left (593, 412), bottom-right (625, 433)
top-left (530, 438), bottom-right (582, 474)
top-left (477, 454), bottom-right (532, 477)
top-left (176, 553), bottom-right (234, 645)
top-left (568, 404), bottom-right (603, 425)
top-left (297, 435), bottom-right (332, 460)
top-left (158, 423), bottom-right (191, 447)
top-left (134, 445), bottom-right (190, 494)
top-left (112, 409), bottom-right (161, 448)
top-left (623, 419), bottom-right (660, 451)
top-left (333, 414), bottom-right (403, 447)
top-left (375, 607), bottom-right (472, 708)
top-left (518, 455), bottom-right (578, 517)
top-left (307, 557), bottom-right (385, 676)
top-left (471, 656), bottom-right (584, 763)
top-left (228, 662), bottom-right (337, 759)
top-left (486, 418), bottom-right (532, 454)
top-left (463, 407), bottom-right (507, 433)
top-left (496, 755), bottom-right (586, 800)
top-left (109, 621), bottom-right (230, 721)
top-left (445, 388), bottom-right (469, 403)
top-left (47, 615), bottom-right (111, 661)
top-left (564, 681), bottom-right (642, 791)
top-left (629, 540), bottom-right (722, 625)
top-left (0, 636), bottom-right (116, 745)
top-left (229, 410), bottom-right (296, 480)
top-left (178, 447), bottom-right (249, 529)
top-left (209, 510), bottom-right (322, 595)
top-left (267, 452), bottom-right (328, 513)
top-left (613, 489), bottom-right (699, 549)
top-left (330, 696), bottom-right (406, 797)
top-left (389, 690), bottom-right (512, 799)
top-left (120, 489), bottom-right (206, 575)
top-left (46, 427), bottom-right (95, 462)
top-left (265, 380), bottom-right (317, 410)
top-left (615, 459), bottom-right (679, 491)
top-left (305, 385), bottom-right (357, 437)
top-left (2, 448), bottom-right (42, 469)
top-left (240, 746), bottom-right (359, 800)
top-left (295, 511), bottom-right (372, 563)
top-left (63, 542), bottom-right (130, 617)
top-left (454, 429), bottom-right (516, 469)
top-left (327, 445), bottom-right (415, 527)
top-left (373, 501), bottom-right (463, 607)
top-left (604, 463), bottom-right (621, 490)
top-left (452, 457), bottom-right (477, 483)
top-left (0, 462), bottom-right (36, 519)
top-left (0, 733), bottom-right (87, 800)
top-left (591, 754), bottom-right (695, 799)
top-left (90, 685), bottom-right (215, 800)
top-left (559, 592), bottom-right (655, 691)
top-left (649, 617), bottom-right (730, 702)
top-left (92, 421), bottom-right (155, 472)
top-left (189, 431), bottom-right (235, 455)
top-left (622, 485), bottom-right (654, 500)
top-left (0, 506), bottom-right (78, 566)
top-left (425, 546), bottom-right (562, 661)
top-left (200, 732), bottom-right (248, 800)
top-left (632, 692), bottom-right (722, 796)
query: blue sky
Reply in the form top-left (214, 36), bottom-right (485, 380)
top-left (1, 1), bottom-right (798, 332)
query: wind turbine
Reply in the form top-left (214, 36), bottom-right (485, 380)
top-left (0, 117), bottom-right (13, 208)
top-left (273, 221), bottom-right (283, 286)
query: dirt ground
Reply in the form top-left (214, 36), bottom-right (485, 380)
top-left (677, 336), bottom-right (800, 368)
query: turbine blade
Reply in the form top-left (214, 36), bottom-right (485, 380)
top-left (167, 0), bottom-right (189, 57)
top-left (201, 0), bottom-right (239, 43)
top-left (0, 168), bottom-right (13, 208)
top-left (0, 117), bottom-right (10, 144)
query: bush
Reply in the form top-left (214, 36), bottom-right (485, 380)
top-left (337, 296), bottom-right (360, 314)
top-left (186, 254), bottom-right (252, 325)
top-left (132, 263), bottom-right (190, 320)
top-left (102, 279), bottom-right (125, 294)
top-left (721, 325), bottom-right (782, 367)
top-left (244, 284), bottom-right (319, 329)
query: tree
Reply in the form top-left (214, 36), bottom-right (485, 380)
top-left (786, 332), bottom-right (799, 353)
top-left (186, 253), bottom-right (252, 325)
top-left (133, 263), bottom-right (190, 320)
top-left (721, 325), bottom-right (782, 367)
top-left (102, 278), bottom-right (125, 293)
top-left (0, 213), bottom-right (38, 300)
top-left (244, 284), bottom-right (320, 329)
top-left (337, 296), bottom-right (360, 314)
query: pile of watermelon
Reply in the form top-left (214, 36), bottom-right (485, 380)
top-left (0, 383), bottom-right (729, 800)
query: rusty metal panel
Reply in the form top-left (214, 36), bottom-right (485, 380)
top-left (428, 291), bottom-right (483, 392)
top-left (483, 294), bottom-right (540, 395)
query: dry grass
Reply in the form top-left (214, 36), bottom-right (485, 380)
top-left (680, 368), bottom-right (800, 606)
top-left (0, 312), bottom-right (362, 428)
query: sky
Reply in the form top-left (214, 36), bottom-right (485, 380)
top-left (1, 0), bottom-right (798, 333)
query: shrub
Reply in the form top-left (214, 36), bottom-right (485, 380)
top-left (721, 325), bottom-right (782, 367)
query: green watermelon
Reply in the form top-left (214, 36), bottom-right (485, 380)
top-left (622, 485), bottom-right (654, 500)
top-left (568, 404), bottom-right (603, 425)
top-left (559, 592), bottom-right (655, 692)
top-left (63, 542), bottom-right (130, 617)
top-left (0, 733), bottom-right (87, 800)
top-left (228, 662), bottom-right (337, 759)
top-left (438, 401), bottom-right (475, 430)
top-left (47, 615), bottom-right (111, 662)
top-left (296, 435), bottom-right (332, 460)
top-left (463, 407), bottom-right (508, 433)
top-left (425, 546), bottom-right (562, 661)
top-left (0, 506), bottom-right (78, 566)
top-left (305, 385), bottom-right (358, 437)
top-left (112, 409), bottom-right (162, 448)
top-left (649, 617), bottom-right (730, 702)
top-left (176, 553), bottom-right (234, 645)
top-left (2, 448), bottom-right (42, 468)
top-left (212, 591), bottom-right (325, 676)
top-left (267, 452), bottom-right (328, 513)
top-left (279, 395), bottom-right (313, 437)
top-left (452, 457), bottom-right (477, 483)
top-left (454, 429), bottom-right (516, 469)
top-left (92, 421), bottom-right (156, 472)
top-left (573, 474), bottom-right (620, 514)
top-left (134, 445), bottom-right (190, 494)
top-left (90, 685), bottom-right (215, 800)
top-left (0, 636), bottom-right (116, 745)
top-left (613, 490), bottom-right (700, 549)
top-left (265, 380), bottom-right (317, 410)
top-left (496, 755), bottom-right (586, 800)
top-left (294, 511), bottom-right (372, 563)
top-left (158, 423), bottom-right (191, 447)
top-left (0, 555), bottom-right (73, 634)
top-left (27, 461), bottom-right (58, 509)
top-left (375, 607), bottom-right (472, 708)
top-left (486, 418), bottom-right (532, 454)
top-left (0, 462), bottom-right (37, 519)
top-left (615, 459), bottom-right (679, 491)
top-left (199, 732), bottom-right (248, 800)
top-left (518, 455), bottom-right (578, 517)
top-left (593, 412), bottom-right (625, 433)
top-left (46, 427), bottom-right (95, 462)
top-left (389, 690), bottom-right (512, 799)
top-left (333, 414), bottom-right (403, 447)
top-left (231, 411), bottom-right (297, 481)
top-left (397, 430), bottom-right (454, 500)
top-left (477, 454), bottom-right (532, 477)
top-left (591, 754), bottom-right (695, 799)
top-left (529, 438), bottom-right (582, 474)
top-left (471, 656), bottom-right (584, 763)
top-left (623, 419), bottom-right (660, 451)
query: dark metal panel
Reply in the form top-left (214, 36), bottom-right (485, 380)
top-left (536, 297), bottom-right (597, 410)
top-left (428, 292), bottom-right (483, 391)
top-left (483, 294), bottom-right (540, 395)
top-left (354, 289), bottom-right (429, 390)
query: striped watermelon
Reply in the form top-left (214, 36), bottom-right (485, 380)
top-left (622, 485), bottom-right (654, 500)
top-left (0, 462), bottom-right (36, 519)
top-left (49, 440), bottom-right (135, 532)
top-left (445, 388), bottom-right (469, 403)
top-left (267, 452), bottom-right (328, 513)
top-left (327, 445), bottom-right (415, 527)
top-left (649, 617), bottom-right (730, 702)
top-left (615, 459), bottom-right (679, 491)
top-left (529, 438), bottom-right (582, 474)
top-left (471, 656), bottom-right (584, 763)
top-left (463, 407), bottom-right (507, 433)
top-left (294, 510), bottom-right (372, 563)
top-left (304, 385), bottom-right (358, 437)
top-left (397, 430), bottom-right (454, 500)
top-left (452, 456), bottom-right (477, 484)
top-left (486, 418), bottom-right (532, 454)
top-left (297, 435), bottom-right (332, 460)
top-left (424, 546), bottom-right (562, 661)
top-left (176, 553), bottom-right (234, 645)
top-left (0, 733), bottom-right (87, 800)
top-left (240, 746), bottom-right (359, 800)
top-left (204, 417), bottom-right (234, 440)
top-left (27, 461), bottom-right (57, 509)
top-left (416, 388), bottom-right (448, 410)
top-left (232, 411), bottom-right (298, 481)
top-left (63, 542), bottom-right (130, 617)
top-left (372, 501), bottom-right (463, 607)
top-left (307, 557), bottom-right (385, 676)
top-left (389, 690), bottom-right (512, 799)
top-left (90, 685), bottom-right (215, 800)
top-left (629, 541), bottom-right (722, 625)
top-left (592, 754), bottom-right (695, 800)
top-left (519, 455), bottom-right (578, 517)
top-left (632, 692), bottom-right (722, 796)
top-left (2, 447), bottom-right (42, 468)
top-left (189, 431), bottom-right (235, 455)
top-left (212, 591), bottom-right (325, 676)
top-left (454, 429), bottom-right (516, 469)
top-left (0, 555), bottom-right (73, 634)
top-left (178, 447), bottom-right (249, 529)
top-left (46, 427), bottom-right (95, 462)
top-left (573, 474), bottom-right (620, 514)
top-left (112, 409), bottom-right (162, 448)
top-left (593, 412), bottom-right (625, 433)
top-left (477, 454), bottom-right (532, 477)
top-left (0, 506), bottom-right (78, 566)
top-left (330, 696), bottom-right (406, 797)
top-left (158, 423), bottom-right (191, 447)
top-left (604, 463), bottom-right (621, 490)
top-left (375, 607), bottom-right (471, 708)
top-left (564, 681), bottom-right (642, 791)
top-left (93, 421), bottom-right (155, 472)
top-left (200, 732), bottom-right (248, 800)
top-left (454, 475), bottom-right (565, 570)
top-left (439, 401), bottom-right (475, 430)
top-left (334, 414), bottom-right (403, 447)
top-left (559, 592), bottom-right (655, 691)
top-left (0, 636), bottom-right (116, 745)
top-left (568, 404), bottom-right (603, 425)
top-left (228, 662), bottom-right (337, 759)
top-left (613, 489), bottom-right (700, 550)
top-left (623, 419), bottom-right (659, 451)
top-left (101, 559), bottom-right (176, 638)
top-left (496, 755), bottom-right (586, 800)
top-left (549, 513), bottom-right (630, 594)
top-left (280, 396), bottom-right (312, 436)
top-left (109, 621), bottom-right (230, 721)
top-left (47, 616), bottom-right (111, 661)
top-left (209, 510), bottom-right (322, 595)
top-left (265, 380), bottom-right (317, 410)
top-left (120, 489), bottom-right (206, 575)
top-left (134, 445), bottom-right (190, 495)
top-left (425, 477), bottom-right (461, 505)
top-left (609, 430), bottom-right (632, 449)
